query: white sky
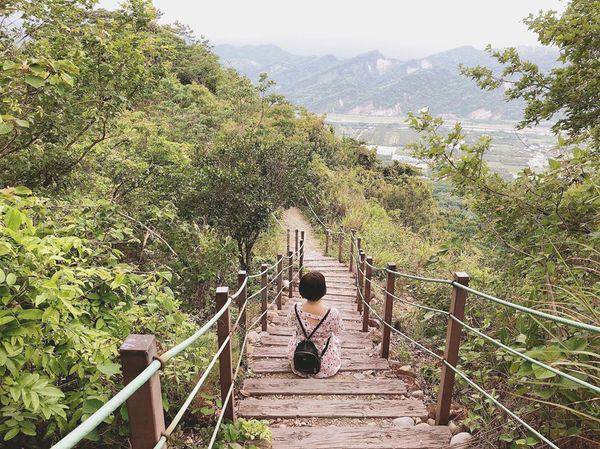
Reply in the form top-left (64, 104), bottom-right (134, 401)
top-left (97, 0), bottom-right (565, 59)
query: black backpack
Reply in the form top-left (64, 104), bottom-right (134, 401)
top-left (293, 304), bottom-right (331, 375)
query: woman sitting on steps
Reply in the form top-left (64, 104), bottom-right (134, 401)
top-left (286, 271), bottom-right (344, 378)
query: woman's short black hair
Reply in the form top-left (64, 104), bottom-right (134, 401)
top-left (299, 271), bottom-right (327, 301)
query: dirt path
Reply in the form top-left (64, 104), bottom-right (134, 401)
top-left (282, 207), bottom-right (323, 259)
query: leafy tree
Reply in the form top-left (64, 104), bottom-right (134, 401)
top-left (186, 130), bottom-right (307, 269)
top-left (461, 0), bottom-right (600, 146)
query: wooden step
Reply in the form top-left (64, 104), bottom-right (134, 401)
top-left (270, 426), bottom-right (452, 449)
top-left (238, 398), bottom-right (427, 419)
top-left (252, 345), bottom-right (371, 359)
top-left (272, 314), bottom-right (360, 325)
top-left (267, 323), bottom-right (364, 335)
top-left (248, 356), bottom-right (389, 373)
top-left (292, 293), bottom-right (357, 301)
top-left (259, 334), bottom-right (372, 348)
top-left (278, 307), bottom-right (360, 320)
top-left (280, 301), bottom-right (358, 311)
top-left (242, 378), bottom-right (406, 395)
top-left (306, 266), bottom-right (350, 273)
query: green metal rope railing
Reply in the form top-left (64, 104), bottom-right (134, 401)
top-left (349, 237), bottom-right (598, 449)
top-left (52, 239), bottom-right (303, 449)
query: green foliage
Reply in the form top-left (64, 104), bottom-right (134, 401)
top-left (185, 128), bottom-right (309, 269)
top-left (0, 188), bottom-right (213, 445)
top-left (216, 418), bottom-right (271, 449)
top-left (461, 0), bottom-right (600, 145)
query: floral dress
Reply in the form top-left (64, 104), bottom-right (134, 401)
top-left (286, 302), bottom-right (344, 378)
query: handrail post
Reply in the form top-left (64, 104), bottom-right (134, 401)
top-left (357, 250), bottom-right (365, 313)
top-left (381, 263), bottom-right (396, 359)
top-left (120, 335), bottom-right (166, 449)
top-left (260, 264), bottom-right (268, 332)
top-left (349, 229), bottom-right (356, 272)
top-left (286, 229), bottom-right (290, 255)
top-left (300, 230), bottom-right (305, 245)
top-left (216, 286), bottom-right (234, 422)
top-left (237, 270), bottom-right (247, 333)
top-left (276, 255), bottom-right (283, 310)
top-left (294, 229), bottom-right (299, 254)
top-left (338, 232), bottom-right (343, 263)
top-left (325, 229), bottom-right (330, 255)
top-left (436, 272), bottom-right (469, 425)
top-left (362, 256), bottom-right (373, 332)
top-left (287, 250), bottom-right (293, 298)
top-left (299, 239), bottom-right (304, 278)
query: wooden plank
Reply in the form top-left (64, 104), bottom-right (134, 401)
top-left (242, 378), bottom-right (406, 395)
top-left (252, 345), bottom-right (371, 359)
top-left (267, 322), bottom-right (364, 335)
top-left (292, 293), bottom-right (357, 301)
top-left (278, 308), bottom-right (360, 320)
top-left (306, 267), bottom-right (350, 272)
top-left (281, 301), bottom-right (358, 311)
top-left (259, 334), bottom-right (372, 348)
top-left (238, 398), bottom-right (426, 418)
top-left (270, 426), bottom-right (451, 449)
top-left (248, 356), bottom-right (389, 373)
top-left (272, 314), bottom-right (360, 325)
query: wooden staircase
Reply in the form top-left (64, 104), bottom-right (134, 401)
top-left (238, 254), bottom-right (452, 448)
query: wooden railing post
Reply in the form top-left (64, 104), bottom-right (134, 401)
top-left (338, 232), bottom-right (343, 263)
top-left (325, 229), bottom-right (330, 255)
top-left (357, 251), bottom-right (365, 313)
top-left (260, 264), bottom-right (268, 332)
top-left (120, 335), bottom-right (166, 449)
top-left (237, 270), bottom-right (247, 333)
top-left (276, 255), bottom-right (283, 310)
top-left (381, 263), bottom-right (396, 359)
top-left (299, 239), bottom-right (304, 278)
top-left (362, 256), bottom-right (373, 332)
top-left (436, 272), bottom-right (469, 425)
top-left (294, 229), bottom-right (299, 254)
top-left (300, 230), bottom-right (305, 246)
top-left (287, 250), bottom-right (293, 298)
top-left (286, 229), bottom-right (290, 255)
top-left (349, 229), bottom-right (356, 272)
top-left (216, 286), bottom-right (235, 422)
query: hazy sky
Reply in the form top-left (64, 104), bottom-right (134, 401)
top-left (98, 0), bottom-right (565, 59)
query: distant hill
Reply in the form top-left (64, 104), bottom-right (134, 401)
top-left (214, 44), bottom-right (559, 121)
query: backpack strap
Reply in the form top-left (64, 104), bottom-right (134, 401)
top-left (321, 336), bottom-right (332, 356)
top-left (307, 309), bottom-right (331, 340)
top-left (295, 304), bottom-right (332, 342)
top-left (294, 303), bottom-right (309, 339)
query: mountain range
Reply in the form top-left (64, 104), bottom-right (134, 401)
top-left (214, 44), bottom-right (559, 121)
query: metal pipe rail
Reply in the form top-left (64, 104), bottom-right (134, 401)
top-left (354, 249), bottom-right (599, 392)
top-left (351, 237), bottom-right (600, 333)
top-left (347, 231), bottom-right (597, 449)
top-left (52, 241), bottom-right (303, 449)
top-left (52, 295), bottom-right (234, 449)
top-left (356, 283), bottom-right (561, 449)
top-left (154, 262), bottom-right (292, 449)
top-left (451, 281), bottom-right (600, 333)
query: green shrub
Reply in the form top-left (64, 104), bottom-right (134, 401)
top-left (0, 187), bottom-right (212, 446)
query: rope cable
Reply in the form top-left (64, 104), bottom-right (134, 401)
top-left (452, 282), bottom-right (600, 333)
top-left (451, 315), bottom-right (600, 394)
top-left (369, 281), bottom-right (449, 316)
